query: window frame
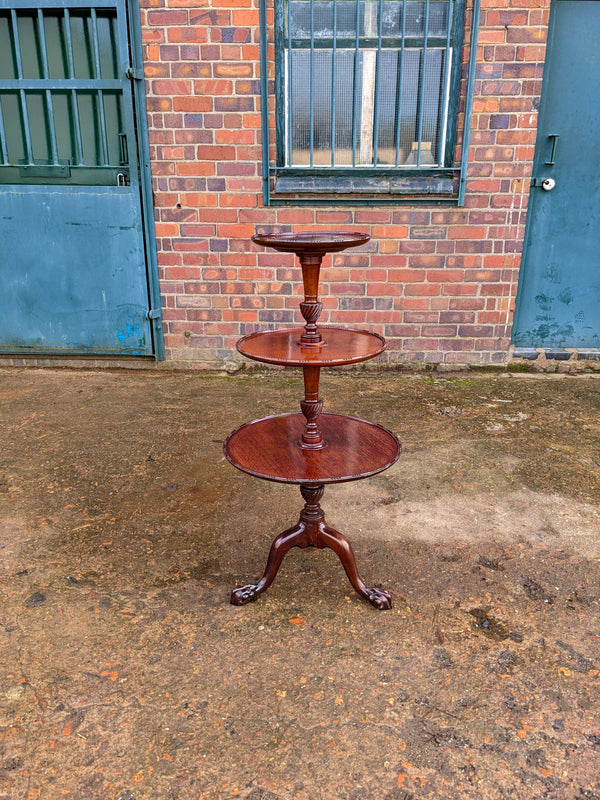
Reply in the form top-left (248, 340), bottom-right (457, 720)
top-left (259, 0), bottom-right (479, 206)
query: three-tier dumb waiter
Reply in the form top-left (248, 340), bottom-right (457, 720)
top-left (223, 232), bottom-right (401, 609)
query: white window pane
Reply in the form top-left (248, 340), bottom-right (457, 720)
top-left (288, 1), bottom-right (450, 39)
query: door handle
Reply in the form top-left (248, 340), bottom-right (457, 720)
top-left (545, 133), bottom-right (559, 166)
top-left (118, 132), bottom-right (129, 166)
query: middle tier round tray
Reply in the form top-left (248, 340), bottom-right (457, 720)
top-left (224, 412), bottom-right (401, 485)
top-left (237, 326), bottom-right (385, 367)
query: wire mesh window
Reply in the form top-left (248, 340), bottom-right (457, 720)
top-left (274, 0), bottom-right (464, 173)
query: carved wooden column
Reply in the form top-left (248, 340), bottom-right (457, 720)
top-left (298, 252), bottom-right (324, 345)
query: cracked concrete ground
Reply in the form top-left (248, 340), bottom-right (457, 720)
top-left (0, 367), bottom-right (599, 800)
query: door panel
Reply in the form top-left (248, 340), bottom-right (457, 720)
top-left (512, 0), bottom-right (600, 349)
top-left (0, 0), bottom-right (158, 356)
top-left (0, 185), bottom-right (151, 353)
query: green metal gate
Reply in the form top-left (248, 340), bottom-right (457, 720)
top-left (0, 0), bottom-right (163, 356)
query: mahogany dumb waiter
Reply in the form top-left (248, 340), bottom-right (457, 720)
top-left (223, 232), bottom-right (401, 609)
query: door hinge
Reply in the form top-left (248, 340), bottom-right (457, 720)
top-left (146, 309), bottom-right (161, 321)
top-left (126, 67), bottom-right (145, 80)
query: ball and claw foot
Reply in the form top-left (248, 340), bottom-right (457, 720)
top-left (230, 486), bottom-right (392, 609)
top-left (230, 584), bottom-right (260, 606)
top-left (364, 587), bottom-right (392, 610)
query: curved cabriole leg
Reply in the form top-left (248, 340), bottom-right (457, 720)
top-left (230, 521), bottom-right (309, 605)
top-left (231, 484), bottom-right (391, 609)
top-left (319, 523), bottom-right (392, 610)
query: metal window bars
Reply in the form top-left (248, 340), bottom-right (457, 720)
top-left (0, 0), bottom-right (134, 185)
top-left (262, 0), bottom-right (480, 204)
top-left (281, 0), bottom-right (460, 169)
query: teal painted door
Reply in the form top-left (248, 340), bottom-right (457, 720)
top-left (512, 0), bottom-right (600, 349)
top-left (0, 0), bottom-right (160, 356)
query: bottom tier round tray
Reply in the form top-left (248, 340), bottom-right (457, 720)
top-left (223, 412), bottom-right (400, 484)
top-left (224, 413), bottom-right (401, 610)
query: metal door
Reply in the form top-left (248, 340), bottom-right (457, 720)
top-left (511, 0), bottom-right (600, 350)
top-left (0, 0), bottom-right (162, 356)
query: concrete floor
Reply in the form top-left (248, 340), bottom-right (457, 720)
top-left (0, 367), bottom-right (599, 800)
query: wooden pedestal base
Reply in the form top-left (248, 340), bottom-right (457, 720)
top-left (230, 484), bottom-right (392, 610)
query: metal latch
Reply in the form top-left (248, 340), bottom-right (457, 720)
top-left (126, 67), bottom-right (145, 80)
top-left (146, 309), bottom-right (161, 320)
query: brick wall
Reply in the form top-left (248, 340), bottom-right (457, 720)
top-left (140, 0), bottom-right (550, 368)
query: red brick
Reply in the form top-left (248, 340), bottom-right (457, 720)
top-left (422, 325), bottom-right (457, 337)
top-left (193, 79), bottom-right (234, 95)
top-left (171, 63), bottom-right (209, 78)
top-left (152, 80), bottom-right (193, 95)
top-left (385, 324), bottom-right (421, 337)
top-left (215, 63), bottom-right (253, 78)
top-left (386, 270), bottom-right (426, 283)
top-left (440, 338), bottom-right (476, 351)
top-left (214, 97), bottom-right (254, 112)
top-left (404, 284), bottom-right (441, 297)
top-left (427, 270), bottom-right (464, 283)
top-left (448, 226), bottom-right (487, 240)
top-left (173, 97), bottom-right (212, 112)
top-left (373, 225), bottom-right (409, 239)
top-left (167, 27), bottom-right (209, 44)
top-left (402, 339), bottom-right (440, 352)
top-left (506, 27), bottom-right (547, 44)
top-left (145, 63), bottom-right (170, 78)
top-left (147, 10), bottom-right (188, 25)
top-left (216, 129), bottom-right (255, 145)
top-left (449, 298), bottom-right (486, 311)
top-left (231, 9), bottom-right (259, 26)
top-left (440, 311), bottom-right (476, 324)
top-left (189, 8), bottom-right (230, 25)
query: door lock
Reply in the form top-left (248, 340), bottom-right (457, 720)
top-left (532, 177), bottom-right (556, 191)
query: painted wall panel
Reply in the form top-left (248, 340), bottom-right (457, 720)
top-left (0, 185), bottom-right (152, 353)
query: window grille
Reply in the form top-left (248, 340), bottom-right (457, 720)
top-left (281, 0), bottom-right (458, 169)
top-left (0, 1), bottom-right (132, 185)
top-left (260, 0), bottom-right (480, 204)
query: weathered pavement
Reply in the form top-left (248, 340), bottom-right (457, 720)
top-left (0, 367), bottom-right (599, 800)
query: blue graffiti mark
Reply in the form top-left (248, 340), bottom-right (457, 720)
top-left (116, 320), bottom-right (143, 345)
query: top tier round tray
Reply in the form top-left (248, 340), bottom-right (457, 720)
top-left (223, 232), bottom-right (400, 609)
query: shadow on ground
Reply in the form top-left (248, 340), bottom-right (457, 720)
top-left (0, 368), bottom-right (599, 800)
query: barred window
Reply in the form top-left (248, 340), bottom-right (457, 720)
top-left (260, 0), bottom-right (471, 203)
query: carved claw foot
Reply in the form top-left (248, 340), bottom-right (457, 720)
top-left (364, 587), bottom-right (392, 610)
top-left (230, 584), bottom-right (260, 605)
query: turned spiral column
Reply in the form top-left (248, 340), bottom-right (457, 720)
top-left (300, 365), bottom-right (324, 449)
top-left (298, 253), bottom-right (324, 345)
top-left (299, 484), bottom-right (325, 519)
top-left (297, 251), bottom-right (326, 447)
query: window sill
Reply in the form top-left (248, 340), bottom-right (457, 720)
top-left (272, 171), bottom-right (457, 203)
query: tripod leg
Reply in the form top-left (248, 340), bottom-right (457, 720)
top-left (318, 523), bottom-right (392, 610)
top-left (230, 521), bottom-right (308, 605)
